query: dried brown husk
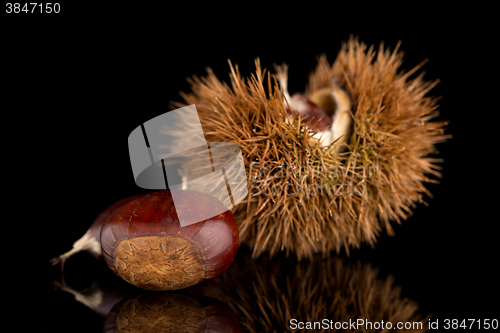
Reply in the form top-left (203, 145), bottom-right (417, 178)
top-left (172, 37), bottom-right (450, 259)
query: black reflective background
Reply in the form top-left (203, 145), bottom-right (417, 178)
top-left (3, 4), bottom-right (498, 332)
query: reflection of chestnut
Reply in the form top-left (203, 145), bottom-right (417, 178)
top-left (100, 190), bottom-right (239, 291)
top-left (103, 292), bottom-right (241, 333)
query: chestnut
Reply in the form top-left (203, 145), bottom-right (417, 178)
top-left (284, 92), bottom-right (333, 131)
top-left (100, 190), bottom-right (239, 291)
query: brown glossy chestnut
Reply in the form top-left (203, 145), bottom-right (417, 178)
top-left (100, 190), bottom-right (239, 291)
top-left (284, 92), bottom-right (333, 131)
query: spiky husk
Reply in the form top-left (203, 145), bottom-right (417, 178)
top-left (172, 37), bottom-right (449, 259)
top-left (200, 249), bottom-right (429, 332)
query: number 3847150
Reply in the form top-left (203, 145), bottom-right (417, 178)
top-left (6, 3), bottom-right (60, 13)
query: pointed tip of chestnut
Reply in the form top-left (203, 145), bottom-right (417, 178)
top-left (100, 190), bottom-right (239, 291)
top-left (50, 194), bottom-right (144, 270)
top-left (49, 256), bottom-right (67, 272)
top-left (49, 257), bottom-right (62, 266)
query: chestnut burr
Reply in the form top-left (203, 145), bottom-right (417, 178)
top-left (100, 190), bottom-right (239, 291)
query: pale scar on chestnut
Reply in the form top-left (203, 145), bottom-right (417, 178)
top-left (114, 236), bottom-right (206, 291)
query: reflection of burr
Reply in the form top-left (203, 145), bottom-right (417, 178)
top-left (200, 249), bottom-right (429, 332)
